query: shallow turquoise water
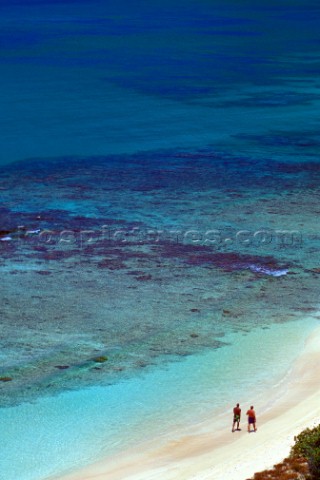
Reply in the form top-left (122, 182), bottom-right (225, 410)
top-left (1, 1), bottom-right (320, 479)
top-left (1, 319), bottom-right (317, 480)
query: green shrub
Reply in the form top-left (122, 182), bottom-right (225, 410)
top-left (291, 424), bottom-right (320, 478)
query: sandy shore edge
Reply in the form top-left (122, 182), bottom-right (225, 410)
top-left (52, 323), bottom-right (320, 480)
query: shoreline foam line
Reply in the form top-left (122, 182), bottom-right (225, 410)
top-left (46, 319), bottom-right (320, 480)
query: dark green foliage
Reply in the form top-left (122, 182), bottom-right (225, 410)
top-left (291, 425), bottom-right (320, 478)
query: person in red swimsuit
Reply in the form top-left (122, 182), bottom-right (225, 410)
top-left (232, 403), bottom-right (241, 432)
top-left (246, 406), bottom-right (257, 432)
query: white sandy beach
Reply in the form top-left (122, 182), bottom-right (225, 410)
top-left (52, 324), bottom-right (320, 480)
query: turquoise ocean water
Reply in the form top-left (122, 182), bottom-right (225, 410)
top-left (1, 1), bottom-right (320, 479)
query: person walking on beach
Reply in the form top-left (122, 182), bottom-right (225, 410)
top-left (246, 406), bottom-right (257, 432)
top-left (232, 403), bottom-right (241, 432)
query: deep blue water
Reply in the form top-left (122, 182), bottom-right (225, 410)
top-left (1, 0), bottom-right (320, 162)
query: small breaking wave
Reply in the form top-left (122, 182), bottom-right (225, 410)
top-left (248, 264), bottom-right (288, 277)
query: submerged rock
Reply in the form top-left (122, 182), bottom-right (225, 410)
top-left (308, 267), bottom-right (320, 274)
top-left (190, 333), bottom-right (199, 338)
top-left (135, 274), bottom-right (152, 281)
top-left (93, 356), bottom-right (108, 363)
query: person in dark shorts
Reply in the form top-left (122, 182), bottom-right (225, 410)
top-left (246, 406), bottom-right (257, 432)
top-left (232, 403), bottom-right (241, 432)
